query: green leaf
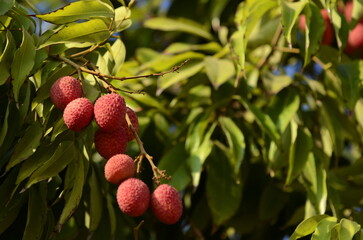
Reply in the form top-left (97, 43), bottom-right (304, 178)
top-left (286, 127), bottom-right (313, 185)
top-left (338, 218), bottom-right (361, 239)
top-left (0, 103), bottom-right (10, 147)
top-left (219, 117), bottom-right (245, 175)
top-left (25, 141), bottom-right (76, 189)
top-left (187, 122), bottom-right (217, 187)
top-left (144, 17), bottom-right (213, 40)
top-left (311, 217), bottom-right (337, 240)
top-left (164, 42), bottom-right (222, 54)
top-left (302, 155), bottom-right (327, 215)
top-left (88, 166), bottom-right (103, 232)
top-left (302, 2), bottom-right (326, 66)
top-left (258, 183), bottom-right (289, 221)
top-left (290, 214), bottom-right (330, 240)
top-left (16, 143), bottom-right (59, 185)
top-left (330, 7), bottom-right (349, 50)
top-left (280, 0), bottom-right (308, 47)
top-left (23, 185), bottom-right (48, 240)
top-left (158, 143), bottom-right (191, 190)
top-left (0, 193), bottom-right (26, 234)
top-left (113, 6), bottom-right (132, 32)
top-left (0, 31), bottom-right (15, 85)
top-left (6, 122), bottom-right (43, 171)
top-left (36, 0), bottom-right (114, 24)
top-left (351, 0), bottom-right (363, 26)
top-left (11, 30), bottom-right (36, 102)
top-left (204, 56), bottom-right (235, 89)
top-left (104, 38), bottom-right (126, 75)
top-left (157, 60), bottom-right (204, 94)
top-left (41, 19), bottom-right (110, 47)
top-left (337, 60), bottom-right (363, 109)
top-left (0, 0), bottom-right (14, 15)
top-left (237, 96), bottom-right (280, 144)
top-left (206, 149), bottom-right (242, 225)
top-left (57, 152), bottom-right (85, 230)
top-left (267, 88), bottom-right (300, 133)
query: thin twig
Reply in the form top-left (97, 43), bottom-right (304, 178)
top-left (133, 220), bottom-right (144, 240)
top-left (274, 46), bottom-right (300, 54)
top-left (257, 24), bottom-right (283, 69)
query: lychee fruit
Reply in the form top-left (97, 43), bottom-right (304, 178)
top-left (343, 1), bottom-right (363, 24)
top-left (94, 93), bottom-right (126, 132)
top-left (94, 128), bottom-right (128, 159)
top-left (63, 98), bottom-right (94, 131)
top-left (104, 154), bottom-right (135, 184)
top-left (151, 184), bottom-right (183, 224)
top-left (117, 178), bottom-right (150, 217)
top-left (50, 76), bottom-right (83, 110)
top-left (122, 107), bottom-right (139, 141)
top-left (298, 9), bottom-right (334, 45)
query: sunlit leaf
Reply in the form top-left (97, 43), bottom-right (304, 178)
top-left (204, 56), bottom-right (235, 89)
top-left (144, 17), bottom-right (213, 40)
top-left (290, 214), bottom-right (330, 240)
top-left (41, 19), bottom-right (110, 47)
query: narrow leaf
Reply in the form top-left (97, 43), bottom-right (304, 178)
top-left (6, 122), bottom-right (43, 171)
top-left (57, 153), bottom-right (85, 230)
top-left (11, 30), bottom-right (35, 102)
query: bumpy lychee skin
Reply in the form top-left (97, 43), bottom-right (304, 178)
top-left (151, 184), bottom-right (183, 225)
top-left (63, 98), bottom-right (94, 131)
top-left (117, 178), bottom-right (150, 217)
top-left (50, 76), bottom-right (83, 110)
top-left (122, 107), bottom-right (139, 141)
top-left (94, 128), bottom-right (128, 159)
top-left (104, 154), bottom-right (135, 184)
top-left (94, 93), bottom-right (126, 132)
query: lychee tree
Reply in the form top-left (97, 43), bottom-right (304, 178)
top-left (2, 0), bottom-right (363, 239)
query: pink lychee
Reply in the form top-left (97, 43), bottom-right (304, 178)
top-left (151, 184), bottom-right (183, 224)
top-left (104, 154), bottom-right (135, 184)
top-left (94, 93), bottom-right (126, 132)
top-left (63, 98), bottom-right (93, 131)
top-left (50, 76), bottom-right (83, 110)
top-left (94, 128), bottom-right (128, 159)
top-left (117, 178), bottom-right (150, 217)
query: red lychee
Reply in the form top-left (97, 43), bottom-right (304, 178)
top-left (117, 178), bottom-right (150, 217)
top-left (298, 9), bottom-right (334, 45)
top-left (151, 184), bottom-right (183, 225)
top-left (345, 22), bottom-right (363, 56)
top-left (50, 76), bottom-right (83, 110)
top-left (122, 107), bottom-right (139, 141)
top-left (94, 128), bottom-right (128, 159)
top-left (94, 93), bottom-right (126, 132)
top-left (104, 154), bottom-right (135, 184)
top-left (63, 98), bottom-right (94, 131)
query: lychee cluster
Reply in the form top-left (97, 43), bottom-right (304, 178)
top-left (50, 75), bottom-right (183, 225)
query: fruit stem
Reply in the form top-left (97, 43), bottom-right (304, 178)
top-left (133, 220), bottom-right (144, 240)
top-left (126, 113), bottom-right (171, 185)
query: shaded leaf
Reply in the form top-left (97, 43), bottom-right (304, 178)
top-left (219, 117), bottom-right (245, 175)
top-left (88, 166), bottom-right (103, 232)
top-left (0, 31), bottom-right (15, 85)
top-left (57, 152), bottom-right (85, 230)
top-left (6, 122), bottom-right (43, 171)
top-left (158, 143), bottom-right (191, 190)
top-left (206, 149), bottom-right (242, 225)
top-left (286, 127), bottom-right (313, 185)
top-left (23, 185), bottom-right (48, 240)
top-left (0, 0), bottom-right (14, 15)
top-left (25, 141), bottom-right (75, 189)
top-left (11, 29), bottom-right (36, 102)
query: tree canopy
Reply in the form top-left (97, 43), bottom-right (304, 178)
top-left (1, 0), bottom-right (363, 239)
